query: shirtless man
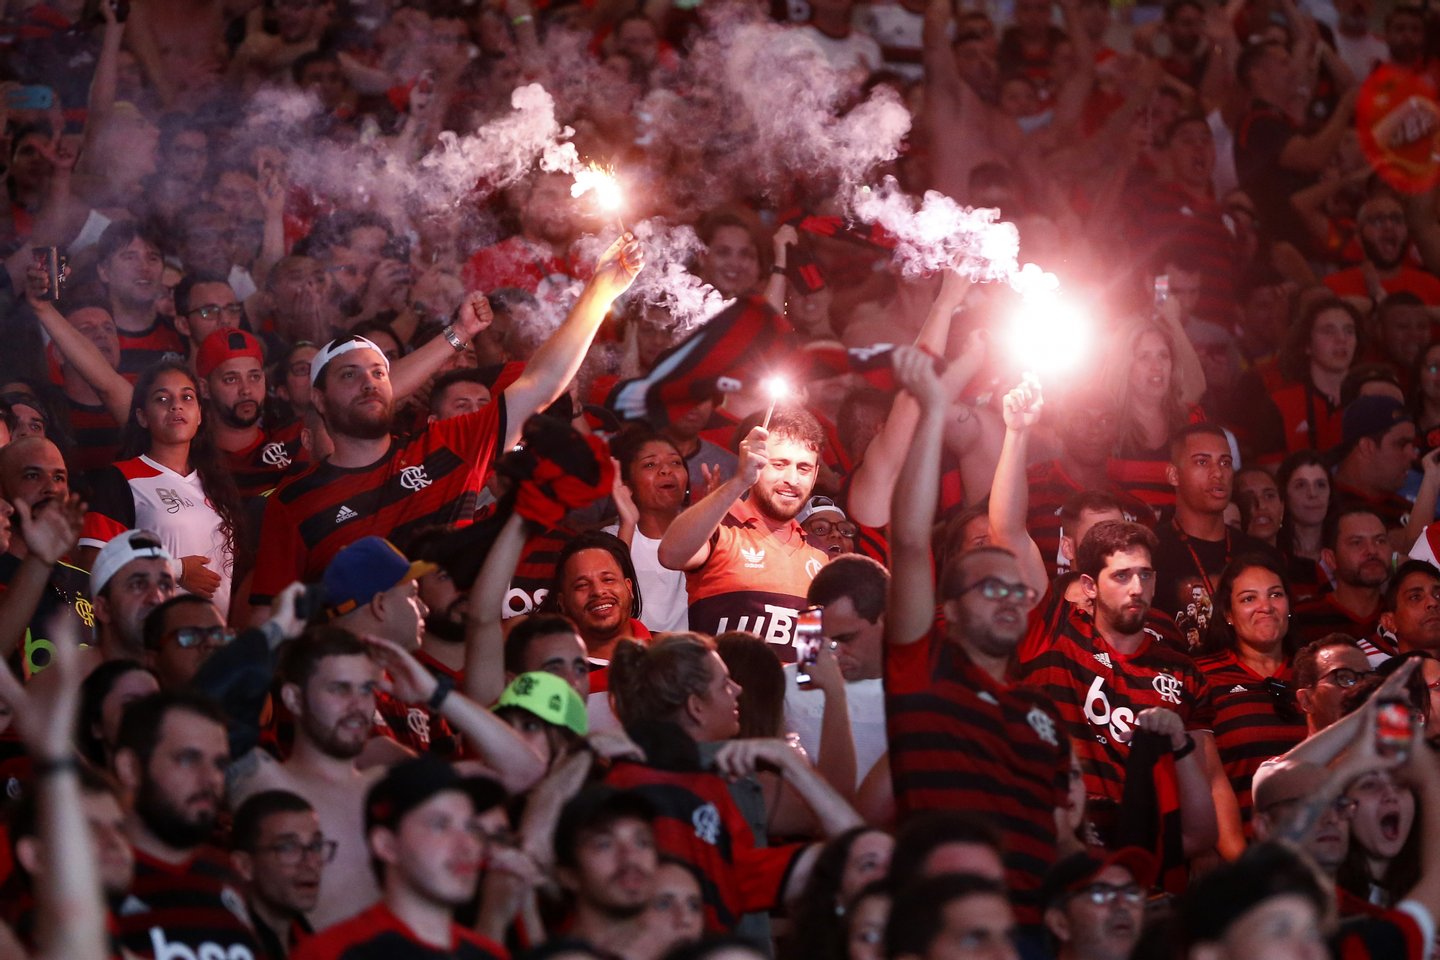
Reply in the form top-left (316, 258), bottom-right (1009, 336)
top-left (226, 627), bottom-right (545, 929)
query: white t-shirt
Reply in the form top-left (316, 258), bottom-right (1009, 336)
top-left (604, 524), bottom-right (690, 633)
top-left (782, 665), bottom-right (887, 787)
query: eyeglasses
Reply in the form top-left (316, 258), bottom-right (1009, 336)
top-left (1073, 883), bottom-right (1145, 906)
top-left (1261, 795), bottom-right (1358, 819)
top-left (806, 520), bottom-right (858, 538)
top-left (257, 837), bottom-right (338, 865)
top-left (166, 625), bottom-right (236, 649)
top-left (1317, 666), bottom-right (1373, 689)
top-left (1262, 677), bottom-right (1300, 721)
top-left (189, 303), bottom-right (245, 321)
top-left (953, 577), bottom-right (1039, 605)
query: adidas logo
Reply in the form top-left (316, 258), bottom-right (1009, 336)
top-left (1229, 684), bottom-right (1247, 694)
top-left (335, 505), bottom-right (359, 523)
top-left (1093, 653), bottom-right (1112, 669)
top-left (740, 546), bottom-right (766, 568)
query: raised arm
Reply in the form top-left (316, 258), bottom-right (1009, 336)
top-left (501, 234), bottom-right (643, 448)
top-left (463, 513), bottom-right (529, 708)
top-left (0, 495), bottom-right (84, 660)
top-left (988, 376), bottom-right (1048, 596)
top-left (26, 270), bottom-right (133, 422)
top-left (388, 291), bottom-right (493, 402)
top-left (0, 617), bottom-right (107, 960)
top-left (657, 426), bottom-right (766, 571)
top-left (885, 347), bottom-right (950, 647)
top-left (364, 635), bottom-right (547, 795)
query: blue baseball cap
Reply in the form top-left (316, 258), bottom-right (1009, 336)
top-left (323, 536), bottom-right (435, 618)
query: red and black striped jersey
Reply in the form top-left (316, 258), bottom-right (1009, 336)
top-left (1292, 593), bottom-right (1381, 646)
top-left (1025, 459), bottom-right (1156, 578)
top-left (885, 631), bottom-right (1068, 925)
top-left (116, 318), bottom-right (185, 383)
top-left (1125, 180), bottom-right (1240, 325)
top-left (1193, 650), bottom-right (1307, 822)
top-left (293, 902), bottom-right (507, 960)
top-left (115, 846), bottom-right (267, 960)
top-left (1107, 453), bottom-right (1176, 515)
top-left (684, 498), bottom-right (828, 657)
top-left (62, 396), bottom-right (121, 476)
top-left (1333, 482), bottom-right (1412, 540)
top-left (603, 760), bottom-right (805, 933)
top-left (224, 421), bottom-right (306, 499)
top-left (501, 526), bottom-right (574, 619)
top-left (250, 401), bottom-right (506, 604)
top-left (1018, 589), bottom-right (1215, 804)
top-left (1265, 379), bottom-right (1342, 457)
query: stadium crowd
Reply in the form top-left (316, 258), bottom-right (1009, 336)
top-left (5, 0), bottom-right (1440, 957)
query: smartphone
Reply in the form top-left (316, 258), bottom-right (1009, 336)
top-left (5, 86), bottom-right (53, 111)
top-left (1153, 274), bottom-right (1169, 310)
top-left (794, 607), bottom-right (823, 684)
top-left (1376, 698), bottom-right (1413, 758)
top-left (294, 582), bottom-right (329, 623)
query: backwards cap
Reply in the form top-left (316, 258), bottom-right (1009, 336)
top-left (310, 335), bottom-right (390, 387)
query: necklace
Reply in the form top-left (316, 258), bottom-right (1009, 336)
top-left (1171, 518), bottom-right (1230, 598)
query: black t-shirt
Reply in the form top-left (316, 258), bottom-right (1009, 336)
top-left (0, 552), bottom-right (94, 676)
top-left (1151, 522), bottom-right (1278, 652)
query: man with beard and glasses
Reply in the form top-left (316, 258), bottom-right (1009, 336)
top-left (292, 756), bottom-right (510, 960)
top-left (658, 406), bottom-right (830, 655)
top-left (111, 690), bottom-right (266, 960)
top-left (1326, 192), bottom-right (1440, 307)
top-left (1294, 507), bottom-right (1393, 644)
top-left (883, 356), bottom-right (1070, 926)
top-left (464, 171), bottom-right (582, 296)
top-left (553, 786), bottom-right (670, 960)
top-left (197, 329), bottom-right (304, 499)
top-left (250, 236), bottom-right (643, 613)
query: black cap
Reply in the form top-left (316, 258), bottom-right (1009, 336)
top-left (1039, 847), bottom-right (1157, 909)
top-left (364, 755), bottom-right (506, 834)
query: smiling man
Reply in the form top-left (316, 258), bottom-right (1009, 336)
top-left (658, 407), bottom-right (829, 655)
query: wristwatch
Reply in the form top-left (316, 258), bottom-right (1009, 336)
top-left (443, 324), bottom-right (466, 352)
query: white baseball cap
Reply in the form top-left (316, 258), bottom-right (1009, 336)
top-left (91, 529), bottom-right (175, 596)
top-left (796, 496), bottom-right (847, 526)
top-left (310, 335), bottom-right (390, 387)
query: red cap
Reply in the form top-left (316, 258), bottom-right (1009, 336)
top-left (197, 329), bottom-right (265, 379)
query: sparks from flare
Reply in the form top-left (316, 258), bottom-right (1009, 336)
top-left (761, 376), bottom-right (790, 431)
top-left (1005, 263), bottom-right (1091, 380)
top-left (571, 162), bottom-right (626, 232)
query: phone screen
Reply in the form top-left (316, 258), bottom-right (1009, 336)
top-left (794, 607), bottom-right (823, 684)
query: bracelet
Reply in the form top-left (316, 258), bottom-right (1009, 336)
top-left (33, 755), bottom-right (79, 777)
top-left (1172, 734), bottom-right (1196, 761)
top-left (771, 264), bottom-right (787, 275)
top-left (428, 673), bottom-right (455, 711)
top-left (512, 13), bottom-right (533, 24)
top-left (443, 324), bottom-right (466, 352)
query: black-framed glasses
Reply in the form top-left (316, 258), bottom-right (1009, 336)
top-left (167, 625), bottom-right (236, 649)
top-left (806, 520), bottom-right (858, 538)
top-left (1318, 667), bottom-right (1373, 689)
top-left (258, 837), bottom-right (338, 865)
top-left (1261, 795), bottom-right (1358, 820)
top-left (1073, 883), bottom-right (1145, 906)
top-left (189, 303), bottom-right (245, 321)
top-left (954, 577), bottom-right (1039, 605)
top-left (1262, 677), bottom-right (1300, 721)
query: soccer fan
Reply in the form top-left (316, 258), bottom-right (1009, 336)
top-left (797, 495), bottom-right (858, 558)
top-left (250, 235), bottom-right (643, 607)
top-left (884, 354), bottom-right (1069, 923)
top-left (658, 407), bottom-right (829, 652)
top-left (228, 626), bottom-right (544, 928)
top-left (464, 171), bottom-right (582, 293)
top-left (550, 531), bottom-right (650, 664)
top-left (1148, 423), bottom-right (1273, 647)
top-left (172, 273), bottom-right (244, 364)
top-left (885, 873), bottom-right (1018, 960)
top-left (1326, 191), bottom-right (1440, 307)
top-left (1291, 635), bottom-right (1375, 735)
top-left (88, 529), bottom-right (179, 663)
top-left (291, 755), bottom-right (511, 960)
top-left (1371, 560), bottom-right (1440, 660)
top-left (987, 377), bottom-right (1222, 855)
top-left (1264, 297), bottom-right (1360, 458)
top-left (658, 397), bottom-right (739, 499)
top-left (196, 328), bottom-right (304, 498)
top-left (553, 786), bottom-right (670, 960)
top-left (1292, 507), bottom-right (1391, 645)
top-left (111, 690), bottom-right (268, 960)
top-left (785, 554), bottom-right (889, 795)
top-left (92, 220), bottom-right (185, 380)
top-left (1039, 848), bottom-right (1153, 960)
top-left (1192, 555), bottom-right (1307, 842)
top-left (231, 790), bottom-right (331, 958)
top-left (609, 427), bottom-right (689, 634)
top-left (140, 594), bottom-right (230, 691)
top-left (0, 461), bottom-right (85, 668)
top-left (1330, 396), bottom-right (1420, 548)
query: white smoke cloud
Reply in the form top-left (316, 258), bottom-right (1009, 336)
top-left (848, 178), bottom-right (1020, 282)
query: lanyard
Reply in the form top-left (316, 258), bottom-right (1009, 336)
top-left (1171, 518), bottom-right (1229, 598)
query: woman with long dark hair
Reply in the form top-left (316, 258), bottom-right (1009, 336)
top-left (79, 360), bottom-right (247, 618)
top-left (784, 827), bottom-right (893, 960)
top-left (1195, 554), bottom-right (1308, 854)
top-left (1275, 450), bottom-right (1334, 602)
top-left (1266, 296), bottom-right (1361, 456)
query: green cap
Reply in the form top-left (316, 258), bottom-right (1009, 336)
top-left (495, 671), bottom-right (589, 737)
